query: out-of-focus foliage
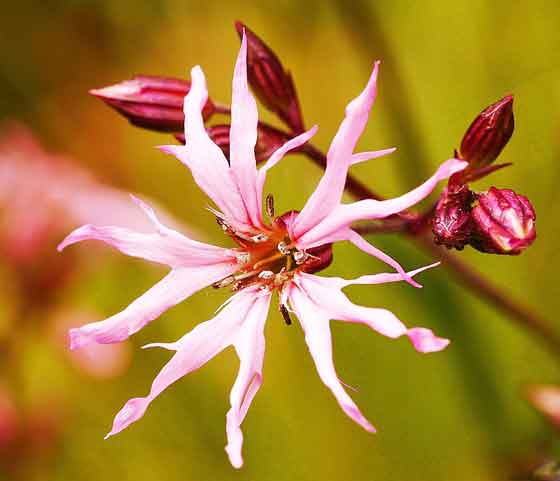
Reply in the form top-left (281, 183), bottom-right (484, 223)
top-left (0, 1), bottom-right (559, 480)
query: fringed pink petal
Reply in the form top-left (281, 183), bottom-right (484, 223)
top-left (292, 62), bottom-right (380, 238)
top-left (289, 285), bottom-right (376, 433)
top-left (105, 288), bottom-right (261, 439)
top-left (69, 263), bottom-right (237, 350)
top-left (407, 327), bottom-right (450, 353)
top-left (160, 66), bottom-right (249, 227)
top-left (225, 291), bottom-right (271, 469)
top-left (297, 158), bottom-right (467, 246)
top-left (351, 147), bottom-right (396, 166)
top-left (301, 229), bottom-right (421, 288)
top-left (296, 273), bottom-right (407, 339)
top-left (58, 196), bottom-right (235, 268)
top-left (229, 31), bottom-right (261, 227)
top-left (295, 271), bottom-right (450, 352)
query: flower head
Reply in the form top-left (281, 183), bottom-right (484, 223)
top-left (59, 33), bottom-right (466, 468)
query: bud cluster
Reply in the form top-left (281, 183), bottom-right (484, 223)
top-left (432, 96), bottom-right (536, 255)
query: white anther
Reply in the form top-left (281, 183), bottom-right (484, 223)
top-left (235, 252), bottom-right (250, 264)
top-left (258, 270), bottom-right (275, 280)
top-left (277, 241), bottom-right (291, 255)
top-left (251, 233), bottom-right (269, 243)
top-left (213, 276), bottom-right (235, 289)
top-left (293, 250), bottom-right (308, 264)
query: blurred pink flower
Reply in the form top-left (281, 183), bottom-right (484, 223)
top-left (0, 123), bottom-right (185, 300)
top-left (51, 309), bottom-right (132, 380)
top-left (59, 33), bottom-right (466, 468)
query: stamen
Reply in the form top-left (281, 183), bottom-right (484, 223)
top-left (253, 252), bottom-right (284, 270)
top-left (258, 270), bottom-right (275, 280)
top-left (266, 193), bottom-right (275, 218)
top-left (251, 233), bottom-right (269, 243)
top-left (293, 250), bottom-right (308, 264)
top-left (235, 252), bottom-right (250, 264)
top-left (279, 304), bottom-right (293, 326)
top-left (277, 241), bottom-right (291, 255)
top-left (216, 217), bottom-right (231, 232)
top-left (212, 275), bottom-right (235, 289)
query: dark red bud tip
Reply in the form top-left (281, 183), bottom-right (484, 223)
top-left (90, 76), bottom-right (214, 132)
top-left (470, 187), bottom-right (536, 255)
top-left (431, 185), bottom-right (475, 250)
top-left (235, 21), bottom-right (305, 133)
top-left (459, 95), bottom-right (514, 169)
top-left (200, 123), bottom-right (296, 164)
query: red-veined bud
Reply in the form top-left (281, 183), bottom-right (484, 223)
top-left (471, 187), bottom-right (536, 255)
top-left (235, 21), bottom-right (305, 133)
top-left (176, 122), bottom-right (295, 164)
top-left (458, 95), bottom-right (514, 168)
top-left (432, 183), bottom-right (475, 250)
top-left (90, 76), bottom-right (214, 132)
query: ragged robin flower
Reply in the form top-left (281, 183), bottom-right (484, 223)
top-left (58, 32), bottom-right (466, 468)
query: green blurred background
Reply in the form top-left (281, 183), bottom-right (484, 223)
top-left (1, 1), bottom-right (559, 480)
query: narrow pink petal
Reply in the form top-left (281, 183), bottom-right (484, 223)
top-left (58, 197), bottom-right (235, 267)
top-left (256, 125), bottom-right (318, 218)
top-left (225, 291), bottom-right (271, 469)
top-left (69, 263), bottom-right (237, 350)
top-left (300, 229), bottom-right (421, 288)
top-left (292, 62), bottom-right (380, 238)
top-left (296, 158), bottom-right (467, 246)
top-left (407, 327), bottom-right (450, 353)
top-left (296, 273), bottom-right (407, 339)
top-left (105, 289), bottom-right (260, 439)
top-left (289, 285), bottom-right (376, 433)
top-left (338, 262), bottom-right (440, 287)
top-left (160, 66), bottom-right (249, 226)
top-left (351, 147), bottom-right (396, 166)
top-left (229, 31), bottom-right (261, 227)
top-left (296, 272), bottom-right (450, 352)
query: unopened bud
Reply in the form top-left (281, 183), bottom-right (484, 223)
top-left (90, 76), bottom-right (214, 132)
top-left (235, 21), bottom-right (305, 133)
top-left (432, 184), bottom-right (474, 250)
top-left (458, 95), bottom-right (514, 168)
top-left (471, 187), bottom-right (536, 255)
top-left (177, 123), bottom-right (294, 164)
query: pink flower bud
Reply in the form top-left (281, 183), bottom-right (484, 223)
top-left (459, 95), bottom-right (514, 168)
top-left (471, 187), bottom-right (536, 255)
top-left (235, 21), bottom-right (305, 133)
top-left (177, 122), bottom-right (295, 164)
top-left (90, 76), bottom-right (214, 132)
top-left (432, 184), bottom-right (474, 250)
top-left (526, 384), bottom-right (560, 429)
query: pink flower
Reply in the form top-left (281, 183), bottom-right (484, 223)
top-left (59, 33), bottom-right (467, 468)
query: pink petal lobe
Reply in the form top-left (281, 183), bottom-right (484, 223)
top-left (256, 125), bottom-right (318, 217)
top-left (351, 147), bottom-right (396, 166)
top-left (161, 66), bottom-right (249, 226)
top-left (407, 327), bottom-right (450, 353)
top-left (297, 158), bottom-right (468, 246)
top-left (292, 62), bottom-right (380, 238)
top-left (105, 289), bottom-right (261, 439)
top-left (225, 291), bottom-right (271, 469)
top-left (296, 273), bottom-right (407, 339)
top-left (69, 263), bottom-right (237, 350)
top-left (58, 197), bottom-right (235, 267)
top-left (289, 285), bottom-right (376, 433)
top-left (229, 31), bottom-right (261, 227)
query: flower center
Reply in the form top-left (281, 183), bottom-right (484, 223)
top-left (212, 205), bottom-right (332, 293)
